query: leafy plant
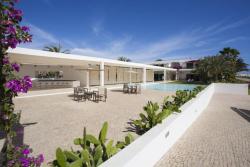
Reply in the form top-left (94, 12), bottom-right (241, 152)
top-left (132, 101), bottom-right (171, 134)
top-left (162, 96), bottom-right (180, 113)
top-left (116, 133), bottom-right (134, 149)
top-left (52, 122), bottom-right (134, 167)
top-left (133, 86), bottom-right (205, 134)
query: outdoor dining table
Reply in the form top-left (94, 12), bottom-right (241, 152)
top-left (85, 91), bottom-right (94, 100)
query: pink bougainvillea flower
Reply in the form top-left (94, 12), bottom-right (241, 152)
top-left (11, 63), bottom-right (20, 72)
top-left (21, 26), bottom-right (30, 32)
top-left (3, 57), bottom-right (10, 64)
top-left (6, 26), bottom-right (16, 34)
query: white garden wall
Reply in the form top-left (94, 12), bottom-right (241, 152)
top-left (100, 83), bottom-right (248, 167)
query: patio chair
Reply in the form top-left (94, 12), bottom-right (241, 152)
top-left (123, 83), bottom-right (129, 93)
top-left (135, 84), bottom-right (141, 94)
top-left (130, 85), bottom-right (136, 94)
top-left (84, 87), bottom-right (93, 100)
top-left (74, 87), bottom-right (85, 102)
top-left (94, 88), bottom-right (107, 102)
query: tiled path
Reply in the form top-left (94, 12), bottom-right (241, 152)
top-left (155, 93), bottom-right (250, 167)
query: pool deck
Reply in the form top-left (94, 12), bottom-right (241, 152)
top-left (8, 88), bottom-right (173, 165)
top-left (155, 93), bottom-right (250, 167)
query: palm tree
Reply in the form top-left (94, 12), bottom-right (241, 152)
top-left (43, 44), bottom-right (70, 54)
top-left (117, 56), bottom-right (131, 62)
top-left (219, 47), bottom-right (240, 58)
top-left (195, 47), bottom-right (248, 83)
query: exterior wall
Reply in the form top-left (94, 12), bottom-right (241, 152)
top-left (136, 68), bottom-right (143, 83)
top-left (17, 65), bottom-right (157, 88)
top-left (88, 65), bottom-right (100, 86)
top-left (104, 66), bottom-right (145, 84)
top-left (18, 64), bottom-right (87, 86)
top-left (178, 70), bottom-right (190, 80)
top-left (116, 67), bottom-right (125, 84)
top-left (146, 69), bottom-right (154, 82)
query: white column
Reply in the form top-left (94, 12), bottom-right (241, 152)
top-left (100, 61), bottom-right (104, 86)
top-left (175, 70), bottom-right (178, 80)
top-left (164, 69), bottom-right (167, 81)
top-left (142, 67), bottom-right (147, 84)
top-left (129, 67), bottom-right (132, 84)
top-left (86, 70), bottom-right (90, 87)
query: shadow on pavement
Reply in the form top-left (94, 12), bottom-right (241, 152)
top-left (231, 107), bottom-right (250, 122)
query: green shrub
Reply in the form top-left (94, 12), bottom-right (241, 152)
top-left (52, 122), bottom-right (134, 167)
top-left (132, 101), bottom-right (172, 134)
top-left (133, 86), bottom-right (205, 134)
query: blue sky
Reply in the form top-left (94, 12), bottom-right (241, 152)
top-left (18, 0), bottom-right (250, 65)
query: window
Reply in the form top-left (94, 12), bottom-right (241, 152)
top-left (186, 62), bottom-right (194, 69)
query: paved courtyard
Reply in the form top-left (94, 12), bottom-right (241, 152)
top-left (10, 88), bottom-right (173, 165)
top-left (155, 93), bottom-right (250, 167)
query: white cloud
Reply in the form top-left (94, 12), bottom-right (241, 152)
top-left (222, 37), bottom-right (249, 44)
top-left (29, 24), bottom-right (57, 43)
top-left (22, 17), bottom-right (249, 62)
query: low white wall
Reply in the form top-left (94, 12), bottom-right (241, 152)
top-left (214, 83), bottom-right (248, 95)
top-left (100, 83), bottom-right (248, 167)
top-left (101, 84), bottom-right (215, 167)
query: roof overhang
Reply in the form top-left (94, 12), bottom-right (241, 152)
top-left (7, 47), bottom-right (176, 71)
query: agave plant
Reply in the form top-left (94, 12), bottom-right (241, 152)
top-left (132, 101), bottom-right (171, 134)
top-left (52, 122), bottom-right (134, 167)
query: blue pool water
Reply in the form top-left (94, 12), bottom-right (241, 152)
top-left (143, 83), bottom-right (198, 92)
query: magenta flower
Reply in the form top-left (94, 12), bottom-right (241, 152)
top-left (3, 57), bottom-right (10, 64)
top-left (19, 157), bottom-right (30, 167)
top-left (7, 38), bottom-right (19, 48)
top-left (35, 154), bottom-right (44, 166)
top-left (21, 26), bottom-right (30, 32)
top-left (11, 63), bottom-right (20, 72)
top-left (22, 148), bottom-right (30, 155)
top-left (5, 76), bottom-right (32, 93)
top-left (6, 26), bottom-right (16, 34)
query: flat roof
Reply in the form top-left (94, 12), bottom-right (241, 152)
top-left (150, 58), bottom-right (198, 65)
top-left (7, 47), bottom-right (176, 71)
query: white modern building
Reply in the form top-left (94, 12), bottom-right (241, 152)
top-left (150, 59), bottom-right (199, 81)
top-left (7, 48), bottom-right (178, 89)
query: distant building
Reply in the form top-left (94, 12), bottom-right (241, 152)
top-left (150, 58), bottom-right (199, 81)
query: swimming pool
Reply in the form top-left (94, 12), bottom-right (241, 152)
top-left (143, 83), bottom-right (198, 92)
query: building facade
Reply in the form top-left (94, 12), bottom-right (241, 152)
top-left (150, 59), bottom-right (199, 81)
top-left (7, 48), bottom-right (177, 90)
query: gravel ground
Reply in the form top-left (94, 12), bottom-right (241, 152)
top-left (155, 93), bottom-right (250, 167)
top-left (10, 88), bottom-right (173, 165)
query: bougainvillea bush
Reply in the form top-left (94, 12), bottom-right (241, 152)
top-left (0, 0), bottom-right (43, 166)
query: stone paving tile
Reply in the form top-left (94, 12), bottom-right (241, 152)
top-left (155, 93), bottom-right (250, 167)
